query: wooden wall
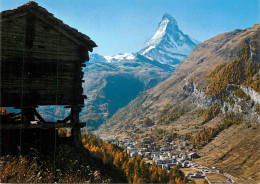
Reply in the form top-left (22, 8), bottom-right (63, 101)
top-left (1, 12), bottom-right (87, 107)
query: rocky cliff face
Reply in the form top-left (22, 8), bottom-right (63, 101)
top-left (240, 85), bottom-right (260, 104)
top-left (221, 84), bottom-right (260, 122)
top-left (183, 80), bottom-right (220, 109)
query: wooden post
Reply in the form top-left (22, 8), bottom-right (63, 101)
top-left (0, 129), bottom-right (2, 156)
top-left (21, 107), bottom-right (36, 124)
top-left (71, 105), bottom-right (82, 147)
top-left (33, 109), bottom-right (46, 124)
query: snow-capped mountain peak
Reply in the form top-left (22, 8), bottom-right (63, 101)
top-left (90, 13), bottom-right (199, 67)
top-left (139, 13), bottom-right (199, 66)
top-left (142, 18), bottom-right (169, 49)
top-left (162, 13), bottom-right (177, 24)
top-left (142, 13), bottom-right (179, 50)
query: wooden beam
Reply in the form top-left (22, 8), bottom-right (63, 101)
top-left (71, 105), bottom-right (82, 147)
top-left (33, 109), bottom-right (46, 123)
top-left (57, 114), bottom-right (71, 123)
top-left (0, 12), bottom-right (27, 23)
top-left (64, 105), bottom-right (84, 108)
top-left (0, 122), bottom-right (86, 129)
top-left (29, 10), bottom-right (87, 47)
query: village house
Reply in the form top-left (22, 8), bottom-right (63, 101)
top-left (189, 152), bottom-right (199, 160)
top-left (141, 137), bottom-right (151, 144)
top-left (190, 172), bottom-right (205, 178)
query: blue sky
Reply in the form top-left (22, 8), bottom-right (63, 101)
top-left (1, 0), bottom-right (259, 56)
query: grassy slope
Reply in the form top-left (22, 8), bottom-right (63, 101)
top-left (196, 123), bottom-right (260, 183)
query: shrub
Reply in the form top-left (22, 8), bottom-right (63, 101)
top-left (202, 103), bottom-right (221, 124)
top-left (227, 97), bottom-right (235, 104)
top-left (57, 128), bottom-right (71, 137)
top-left (255, 104), bottom-right (260, 113)
top-left (162, 104), bottom-right (172, 114)
top-left (159, 106), bottom-right (191, 124)
top-left (234, 88), bottom-right (247, 98)
top-left (143, 117), bottom-right (153, 125)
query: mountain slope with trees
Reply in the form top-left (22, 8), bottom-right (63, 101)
top-left (96, 24), bottom-right (260, 182)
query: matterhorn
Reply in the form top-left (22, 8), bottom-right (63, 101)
top-left (140, 13), bottom-right (199, 66)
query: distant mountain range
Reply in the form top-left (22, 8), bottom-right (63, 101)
top-left (37, 13), bottom-right (198, 129)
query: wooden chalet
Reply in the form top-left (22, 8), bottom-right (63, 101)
top-left (0, 1), bottom-right (97, 144)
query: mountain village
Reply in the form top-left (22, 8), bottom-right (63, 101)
top-left (105, 137), bottom-right (236, 183)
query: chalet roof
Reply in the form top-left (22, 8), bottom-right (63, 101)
top-left (0, 1), bottom-right (97, 50)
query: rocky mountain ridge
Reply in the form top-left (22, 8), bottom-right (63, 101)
top-left (139, 13), bottom-right (198, 66)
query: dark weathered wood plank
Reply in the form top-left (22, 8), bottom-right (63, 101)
top-left (1, 9), bottom-right (89, 108)
top-left (0, 122), bottom-right (86, 129)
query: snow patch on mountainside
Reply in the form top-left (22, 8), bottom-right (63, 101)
top-left (141, 46), bottom-right (156, 55)
top-left (188, 35), bottom-right (200, 45)
top-left (142, 19), bottom-right (170, 49)
top-left (104, 53), bottom-right (135, 63)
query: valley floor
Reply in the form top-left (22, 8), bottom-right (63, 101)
top-left (99, 114), bottom-right (260, 183)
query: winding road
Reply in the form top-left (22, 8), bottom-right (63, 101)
top-left (189, 162), bottom-right (237, 183)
